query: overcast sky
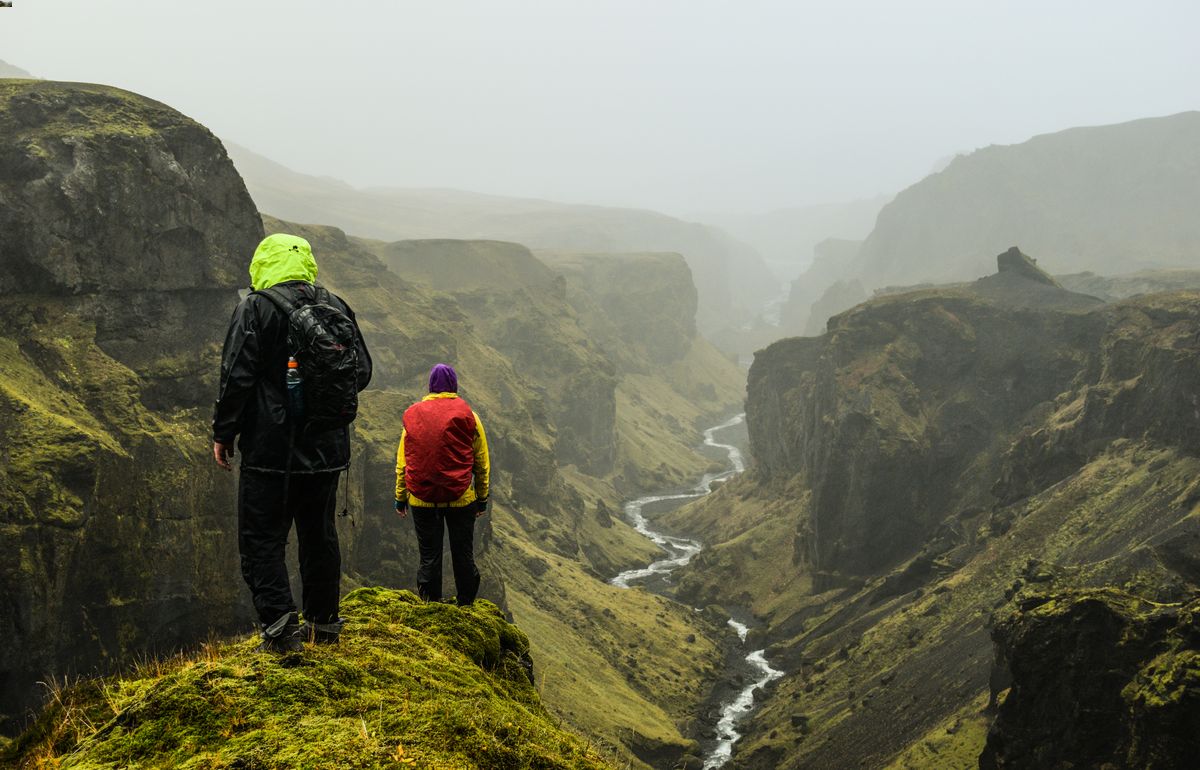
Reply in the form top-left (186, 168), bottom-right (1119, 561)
top-left (3, 1), bottom-right (1197, 215)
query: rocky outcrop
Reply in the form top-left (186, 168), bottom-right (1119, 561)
top-left (782, 113), bottom-right (1200, 340)
top-left (982, 590), bottom-right (1200, 769)
top-left (0, 81), bottom-right (263, 726)
top-left (994, 246), bottom-right (1059, 287)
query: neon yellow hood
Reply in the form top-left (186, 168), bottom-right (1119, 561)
top-left (249, 233), bottom-right (318, 291)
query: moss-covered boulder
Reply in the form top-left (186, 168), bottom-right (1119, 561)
top-left (2, 587), bottom-right (613, 769)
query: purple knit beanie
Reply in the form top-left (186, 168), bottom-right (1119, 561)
top-left (428, 363), bottom-right (458, 393)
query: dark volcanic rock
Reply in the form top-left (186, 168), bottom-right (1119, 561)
top-left (982, 589), bottom-right (1200, 769)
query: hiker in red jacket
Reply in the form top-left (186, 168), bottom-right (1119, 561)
top-left (394, 364), bottom-right (490, 605)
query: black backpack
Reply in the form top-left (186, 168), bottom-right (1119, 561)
top-left (256, 284), bottom-right (361, 434)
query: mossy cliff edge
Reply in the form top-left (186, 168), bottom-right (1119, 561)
top-left (667, 252), bottom-right (1200, 767)
top-left (1, 587), bottom-right (612, 770)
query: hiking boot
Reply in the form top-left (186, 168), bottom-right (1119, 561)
top-left (301, 617), bottom-right (345, 644)
top-left (256, 612), bottom-right (302, 654)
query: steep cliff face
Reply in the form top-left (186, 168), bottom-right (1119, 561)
top-left (542, 251), bottom-right (698, 369)
top-left (747, 251), bottom-right (1104, 579)
top-left (0, 81), bottom-right (264, 725)
top-left (669, 251), bottom-right (1200, 768)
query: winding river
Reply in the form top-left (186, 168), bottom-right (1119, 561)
top-left (609, 414), bottom-right (783, 769)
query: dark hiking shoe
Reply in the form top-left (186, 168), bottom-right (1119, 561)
top-left (301, 617), bottom-right (345, 644)
top-left (256, 612), bottom-right (302, 654)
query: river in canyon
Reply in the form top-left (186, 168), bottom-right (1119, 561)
top-left (610, 413), bottom-right (782, 769)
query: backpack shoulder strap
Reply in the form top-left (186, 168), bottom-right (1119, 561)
top-left (312, 283), bottom-right (337, 306)
top-left (253, 285), bottom-right (298, 316)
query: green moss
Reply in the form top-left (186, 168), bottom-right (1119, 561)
top-left (1124, 650), bottom-right (1200, 709)
top-left (3, 588), bottom-right (612, 770)
top-left (0, 81), bottom-right (175, 142)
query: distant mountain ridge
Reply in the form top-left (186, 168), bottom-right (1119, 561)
top-left (226, 142), bottom-right (777, 336)
top-left (782, 110), bottom-right (1200, 336)
top-left (855, 111), bottom-right (1200, 285)
top-left (0, 59), bottom-right (34, 79)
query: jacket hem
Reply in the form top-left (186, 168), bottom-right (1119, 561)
top-left (241, 464), bottom-right (350, 475)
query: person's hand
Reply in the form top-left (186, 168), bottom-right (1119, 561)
top-left (475, 499), bottom-right (489, 518)
top-left (394, 499), bottom-right (408, 519)
top-left (213, 441), bottom-right (234, 471)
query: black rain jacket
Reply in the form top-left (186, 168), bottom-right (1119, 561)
top-left (212, 281), bottom-right (373, 473)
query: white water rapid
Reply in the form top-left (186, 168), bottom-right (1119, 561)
top-left (702, 620), bottom-right (785, 769)
top-left (609, 413), bottom-right (781, 769)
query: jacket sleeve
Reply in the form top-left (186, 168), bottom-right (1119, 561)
top-left (338, 296), bottom-right (373, 392)
top-left (212, 297), bottom-right (262, 443)
top-left (394, 428), bottom-right (408, 502)
top-left (472, 412), bottom-right (490, 503)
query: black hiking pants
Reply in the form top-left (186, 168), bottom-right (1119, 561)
top-left (411, 506), bottom-right (480, 605)
top-left (238, 469), bottom-right (342, 626)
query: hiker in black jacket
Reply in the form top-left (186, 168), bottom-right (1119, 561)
top-left (213, 233), bottom-right (372, 652)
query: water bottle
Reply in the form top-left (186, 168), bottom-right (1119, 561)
top-left (286, 356), bottom-right (304, 419)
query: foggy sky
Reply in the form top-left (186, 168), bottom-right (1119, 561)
top-left (3, 1), bottom-right (1197, 216)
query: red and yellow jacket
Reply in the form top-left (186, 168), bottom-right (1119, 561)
top-left (395, 393), bottom-right (490, 508)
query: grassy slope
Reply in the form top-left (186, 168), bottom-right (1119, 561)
top-left (2, 588), bottom-right (612, 770)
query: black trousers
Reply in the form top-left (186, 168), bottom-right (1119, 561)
top-left (411, 507), bottom-right (480, 604)
top-left (238, 469), bottom-right (341, 625)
